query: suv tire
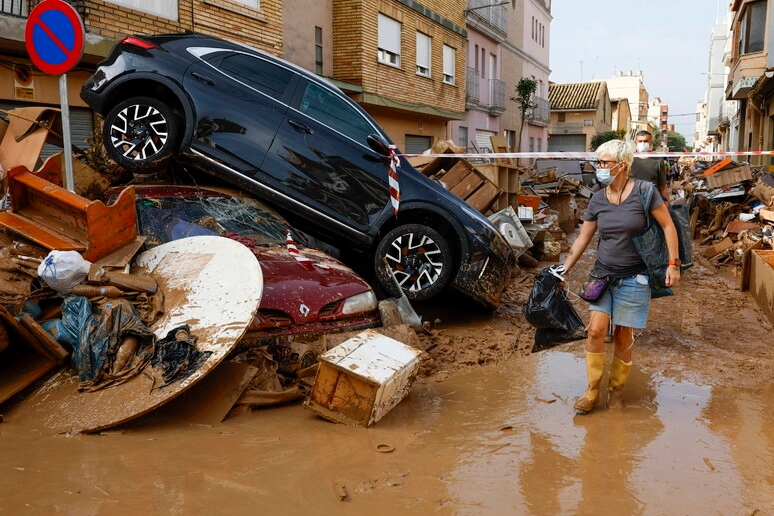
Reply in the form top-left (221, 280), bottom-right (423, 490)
top-left (375, 224), bottom-right (453, 301)
top-left (103, 96), bottom-right (179, 171)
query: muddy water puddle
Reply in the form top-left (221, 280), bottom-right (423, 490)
top-left (1, 351), bottom-right (772, 514)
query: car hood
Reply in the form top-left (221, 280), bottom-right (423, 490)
top-left (250, 245), bottom-right (373, 323)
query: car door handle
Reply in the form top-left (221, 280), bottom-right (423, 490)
top-left (288, 119), bottom-right (313, 134)
top-left (191, 72), bottom-right (215, 86)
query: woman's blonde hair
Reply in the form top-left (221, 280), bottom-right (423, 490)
top-left (596, 139), bottom-right (634, 169)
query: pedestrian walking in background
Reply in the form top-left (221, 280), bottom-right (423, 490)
top-left (631, 130), bottom-right (670, 200)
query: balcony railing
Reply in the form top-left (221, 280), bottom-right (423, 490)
top-left (466, 67), bottom-right (480, 104)
top-left (1, 0), bottom-right (27, 17)
top-left (488, 79), bottom-right (506, 115)
top-left (528, 96), bottom-right (550, 125)
top-left (551, 122), bottom-right (585, 134)
top-left (466, 0), bottom-right (507, 34)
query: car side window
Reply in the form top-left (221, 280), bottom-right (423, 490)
top-left (299, 82), bottom-right (375, 145)
top-left (219, 53), bottom-right (293, 97)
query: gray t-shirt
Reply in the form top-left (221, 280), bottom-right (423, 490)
top-left (584, 179), bottom-right (664, 275)
top-left (631, 157), bottom-right (668, 190)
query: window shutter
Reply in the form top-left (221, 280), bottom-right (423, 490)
top-left (416, 32), bottom-right (430, 71)
top-left (378, 14), bottom-right (401, 54)
top-left (748, 2), bottom-right (765, 52)
top-left (443, 45), bottom-right (456, 82)
top-left (105, 0), bottom-right (179, 21)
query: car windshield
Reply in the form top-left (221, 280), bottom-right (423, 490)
top-left (137, 195), bottom-right (293, 248)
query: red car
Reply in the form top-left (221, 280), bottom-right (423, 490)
top-left (105, 185), bottom-right (381, 347)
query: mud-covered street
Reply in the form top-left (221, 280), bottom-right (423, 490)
top-left (1, 237), bottom-right (773, 515)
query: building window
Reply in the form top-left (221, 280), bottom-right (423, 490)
top-left (458, 126), bottom-right (468, 150)
top-left (231, 0), bottom-right (259, 7)
top-left (105, 0), bottom-right (178, 20)
top-left (538, 138), bottom-right (542, 152)
top-left (416, 32), bottom-right (430, 77)
top-left (443, 45), bottom-right (456, 85)
top-left (529, 137), bottom-right (534, 152)
top-left (505, 130), bottom-right (516, 151)
top-left (315, 26), bottom-right (323, 75)
top-left (378, 13), bottom-right (402, 67)
top-left (558, 112), bottom-right (565, 122)
top-left (738, 0), bottom-right (765, 55)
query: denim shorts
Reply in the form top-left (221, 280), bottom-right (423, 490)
top-left (588, 274), bottom-right (651, 329)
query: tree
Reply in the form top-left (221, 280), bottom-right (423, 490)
top-left (590, 130), bottom-right (626, 151)
top-left (653, 129), bottom-right (663, 149)
top-left (666, 131), bottom-right (686, 152)
top-left (509, 78), bottom-right (537, 152)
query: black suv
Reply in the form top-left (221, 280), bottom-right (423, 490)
top-left (81, 33), bottom-right (515, 309)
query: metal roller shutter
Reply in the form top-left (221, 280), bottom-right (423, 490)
top-left (475, 130), bottom-right (496, 154)
top-left (404, 135), bottom-right (432, 155)
top-left (547, 134), bottom-right (586, 152)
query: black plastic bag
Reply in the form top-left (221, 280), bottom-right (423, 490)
top-left (526, 269), bottom-right (587, 352)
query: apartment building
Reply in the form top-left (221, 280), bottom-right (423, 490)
top-left (500, 0), bottom-right (551, 156)
top-left (447, 0), bottom-right (551, 157)
top-left (547, 81), bottom-right (611, 152)
top-left (328, 0), bottom-right (468, 153)
top-left (2, 1), bottom-right (549, 160)
top-left (726, 0), bottom-right (774, 169)
top-left (0, 0), bottom-right (283, 150)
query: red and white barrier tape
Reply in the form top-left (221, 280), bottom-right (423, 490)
top-left (286, 230), bottom-right (314, 268)
top-left (398, 150), bottom-right (774, 160)
top-left (388, 144), bottom-right (401, 216)
top-left (285, 231), bottom-right (328, 270)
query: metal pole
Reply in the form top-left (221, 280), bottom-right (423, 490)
top-left (59, 73), bottom-right (75, 192)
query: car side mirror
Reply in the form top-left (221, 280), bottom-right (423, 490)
top-left (367, 134), bottom-right (391, 157)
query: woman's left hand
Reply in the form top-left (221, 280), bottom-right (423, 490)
top-left (665, 264), bottom-right (681, 287)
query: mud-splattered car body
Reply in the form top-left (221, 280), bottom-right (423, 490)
top-left (104, 185), bottom-right (381, 345)
top-left (82, 33), bottom-right (517, 309)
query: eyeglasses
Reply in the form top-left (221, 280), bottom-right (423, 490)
top-left (595, 160), bottom-right (618, 168)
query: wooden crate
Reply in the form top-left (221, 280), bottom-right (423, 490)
top-left (437, 160), bottom-right (502, 213)
top-left (303, 329), bottom-right (421, 427)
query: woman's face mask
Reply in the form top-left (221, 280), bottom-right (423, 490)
top-left (595, 161), bottom-right (620, 185)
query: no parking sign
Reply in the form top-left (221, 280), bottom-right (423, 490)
top-left (23, 0), bottom-right (85, 192)
top-left (25, 0), bottom-right (85, 75)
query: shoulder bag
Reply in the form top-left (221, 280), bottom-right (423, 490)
top-left (632, 181), bottom-right (693, 291)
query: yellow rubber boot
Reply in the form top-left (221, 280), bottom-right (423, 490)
top-left (606, 355), bottom-right (632, 409)
top-left (574, 352), bottom-right (606, 413)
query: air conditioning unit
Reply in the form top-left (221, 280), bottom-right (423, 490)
top-left (488, 206), bottom-right (533, 256)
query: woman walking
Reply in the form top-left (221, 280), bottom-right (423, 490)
top-left (553, 139), bottom-right (681, 412)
